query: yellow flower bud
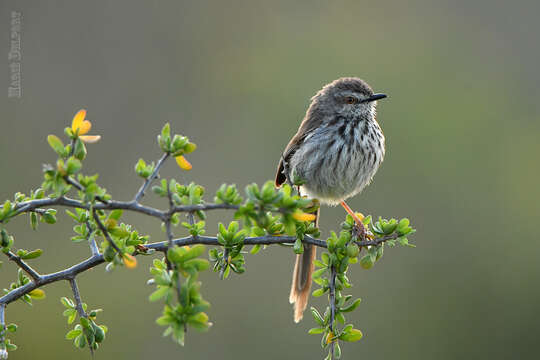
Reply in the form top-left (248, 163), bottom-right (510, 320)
top-left (176, 155), bottom-right (192, 170)
top-left (326, 331), bottom-right (335, 344)
top-left (354, 212), bottom-right (365, 221)
top-left (123, 254), bottom-right (137, 269)
top-left (292, 211), bottom-right (316, 222)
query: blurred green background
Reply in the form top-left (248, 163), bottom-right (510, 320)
top-left (1, 0), bottom-right (539, 359)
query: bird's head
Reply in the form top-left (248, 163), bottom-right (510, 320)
top-left (310, 77), bottom-right (387, 120)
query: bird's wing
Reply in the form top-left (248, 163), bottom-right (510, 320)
top-left (275, 107), bottom-right (326, 187)
top-left (275, 137), bottom-right (301, 187)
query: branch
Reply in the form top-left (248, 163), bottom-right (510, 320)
top-left (0, 255), bottom-right (103, 305)
top-left (133, 153), bottom-right (169, 203)
top-left (329, 266), bottom-right (337, 359)
top-left (69, 278), bottom-right (86, 318)
top-left (0, 234), bottom-right (324, 306)
top-left (92, 209), bottom-right (123, 255)
top-left (0, 225), bottom-right (399, 307)
top-left (356, 233), bottom-right (401, 247)
top-left (0, 303), bottom-right (6, 356)
top-left (64, 176), bottom-right (109, 205)
top-left (3, 251), bottom-right (40, 281)
top-left (69, 278), bottom-right (94, 356)
top-left (85, 221), bottom-right (99, 256)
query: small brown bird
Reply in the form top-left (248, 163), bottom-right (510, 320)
top-left (275, 77), bottom-right (387, 322)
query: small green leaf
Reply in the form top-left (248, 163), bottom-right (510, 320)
top-left (310, 307), bottom-right (324, 326)
top-left (339, 328), bottom-right (363, 342)
top-left (308, 327), bottom-right (325, 334)
top-left (293, 238), bottom-right (304, 254)
top-left (360, 255), bottom-right (374, 269)
top-left (29, 289), bottom-right (46, 299)
top-left (20, 249), bottom-right (43, 260)
top-left (61, 297), bottom-right (75, 308)
top-left (30, 212), bottom-right (38, 230)
top-left (66, 329), bottom-right (82, 340)
top-left (66, 157), bottom-right (82, 175)
top-left (341, 298), bottom-right (361, 313)
top-left (149, 286), bottom-right (170, 302)
top-left (47, 135), bottom-right (65, 156)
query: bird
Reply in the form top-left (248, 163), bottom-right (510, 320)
top-left (275, 77), bottom-right (387, 322)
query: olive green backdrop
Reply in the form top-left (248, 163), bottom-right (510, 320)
top-left (1, 1), bottom-right (539, 359)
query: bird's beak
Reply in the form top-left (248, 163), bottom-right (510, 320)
top-left (365, 93), bottom-right (387, 103)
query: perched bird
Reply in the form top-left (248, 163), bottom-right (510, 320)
top-left (275, 77), bottom-right (387, 322)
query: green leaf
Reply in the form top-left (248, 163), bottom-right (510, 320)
top-left (20, 249), bottom-right (43, 260)
top-left (47, 135), bottom-right (65, 156)
top-left (28, 289), bottom-right (45, 299)
top-left (250, 244), bottom-right (261, 254)
top-left (335, 342), bottom-right (342, 358)
top-left (66, 329), bottom-right (82, 340)
top-left (94, 324), bottom-right (105, 343)
top-left (183, 244), bottom-right (205, 261)
top-left (108, 209), bottom-right (123, 221)
top-left (5, 341), bottom-right (17, 351)
top-left (360, 254), bottom-right (374, 269)
top-left (310, 307), bottom-right (324, 326)
top-left (75, 334), bottom-right (86, 348)
top-left (341, 298), bottom-right (361, 313)
top-left (339, 328), bottom-right (363, 342)
top-left (41, 209), bottom-right (57, 224)
top-left (80, 317), bottom-right (91, 330)
top-left (184, 258), bottom-right (210, 271)
top-left (73, 138), bottom-right (87, 160)
top-left (149, 286), bottom-right (170, 302)
top-left (312, 268), bottom-right (326, 279)
top-left (30, 212), bottom-right (38, 230)
top-left (156, 315), bottom-right (171, 326)
top-left (308, 327), bottom-right (325, 334)
top-left (293, 238), bottom-right (304, 254)
top-left (61, 297), bottom-right (75, 308)
top-left (66, 157), bottom-right (82, 175)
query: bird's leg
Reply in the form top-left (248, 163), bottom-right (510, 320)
top-left (340, 200), bottom-right (367, 241)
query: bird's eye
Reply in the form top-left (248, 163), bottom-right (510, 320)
top-left (345, 96), bottom-right (357, 104)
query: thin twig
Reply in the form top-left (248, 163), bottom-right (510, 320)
top-left (220, 247), bottom-right (229, 280)
top-left (0, 303), bottom-right (5, 349)
top-left (69, 278), bottom-right (94, 356)
top-left (69, 278), bottom-right (86, 318)
top-left (329, 266), bottom-right (337, 360)
top-left (85, 221), bottom-right (100, 256)
top-left (9, 197), bottom-right (251, 224)
top-left (64, 176), bottom-right (108, 205)
top-left (134, 153), bottom-right (169, 203)
top-left (0, 254), bottom-right (103, 305)
top-left (4, 251), bottom-right (41, 281)
top-left (92, 209), bottom-right (123, 255)
top-left (356, 233), bottom-right (400, 247)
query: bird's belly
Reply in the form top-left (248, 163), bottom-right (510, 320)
top-left (290, 127), bottom-right (384, 205)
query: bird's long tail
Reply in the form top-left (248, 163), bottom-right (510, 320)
top-left (289, 207), bottom-right (319, 323)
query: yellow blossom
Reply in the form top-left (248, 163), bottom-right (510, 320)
top-left (292, 211), bottom-right (316, 222)
top-left (326, 331), bottom-right (335, 344)
top-left (354, 212), bottom-right (365, 221)
top-left (123, 254), bottom-right (137, 269)
top-left (176, 155), bottom-right (192, 170)
top-left (71, 109), bottom-right (101, 143)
